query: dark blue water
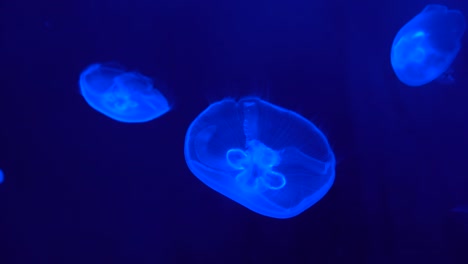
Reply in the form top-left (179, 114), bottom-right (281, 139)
top-left (0, 0), bottom-right (467, 263)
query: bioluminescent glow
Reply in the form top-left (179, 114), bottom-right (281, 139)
top-left (184, 97), bottom-right (336, 219)
top-left (391, 4), bottom-right (466, 86)
top-left (79, 63), bottom-right (170, 123)
top-left (452, 206), bottom-right (468, 213)
top-left (0, 169), bottom-right (4, 184)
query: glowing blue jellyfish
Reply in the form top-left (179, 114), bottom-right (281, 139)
top-left (184, 97), bottom-right (336, 219)
top-left (390, 4), bottom-right (466, 86)
top-left (0, 169), bottom-right (3, 184)
top-left (79, 63), bottom-right (170, 123)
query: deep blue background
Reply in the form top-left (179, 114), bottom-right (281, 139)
top-left (1, 0), bottom-right (468, 263)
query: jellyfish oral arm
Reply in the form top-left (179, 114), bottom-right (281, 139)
top-left (227, 140), bottom-right (286, 192)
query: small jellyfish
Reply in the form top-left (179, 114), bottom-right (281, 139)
top-left (0, 169), bottom-right (3, 184)
top-left (390, 4), bottom-right (466, 86)
top-left (184, 97), bottom-right (336, 219)
top-left (452, 206), bottom-right (468, 213)
top-left (79, 63), bottom-right (170, 123)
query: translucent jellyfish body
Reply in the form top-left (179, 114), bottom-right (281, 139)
top-left (390, 4), bottom-right (466, 86)
top-left (79, 63), bottom-right (170, 123)
top-left (184, 97), bottom-right (336, 219)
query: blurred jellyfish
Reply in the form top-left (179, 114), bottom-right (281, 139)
top-left (184, 97), bottom-right (336, 219)
top-left (0, 169), bottom-right (4, 184)
top-left (391, 4), bottom-right (466, 86)
top-left (79, 63), bottom-right (171, 123)
top-left (452, 205), bottom-right (468, 213)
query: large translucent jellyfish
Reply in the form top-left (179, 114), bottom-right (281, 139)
top-left (79, 63), bottom-right (170, 123)
top-left (390, 4), bottom-right (466, 86)
top-left (184, 97), bottom-right (336, 219)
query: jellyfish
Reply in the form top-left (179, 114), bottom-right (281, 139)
top-left (184, 97), bottom-right (336, 219)
top-left (390, 4), bottom-right (466, 86)
top-left (79, 63), bottom-right (170, 123)
top-left (0, 169), bottom-right (3, 184)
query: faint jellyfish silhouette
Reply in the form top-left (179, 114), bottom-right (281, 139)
top-left (79, 63), bottom-right (170, 123)
top-left (452, 205), bottom-right (468, 213)
top-left (390, 4), bottom-right (466, 86)
top-left (0, 169), bottom-right (4, 184)
top-left (184, 97), bottom-right (336, 219)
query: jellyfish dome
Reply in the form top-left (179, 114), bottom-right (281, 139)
top-left (390, 4), bottom-right (466, 86)
top-left (184, 97), bottom-right (336, 219)
top-left (79, 63), bottom-right (170, 123)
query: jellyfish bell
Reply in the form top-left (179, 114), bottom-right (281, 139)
top-left (184, 97), bottom-right (336, 219)
top-left (390, 4), bottom-right (466, 87)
